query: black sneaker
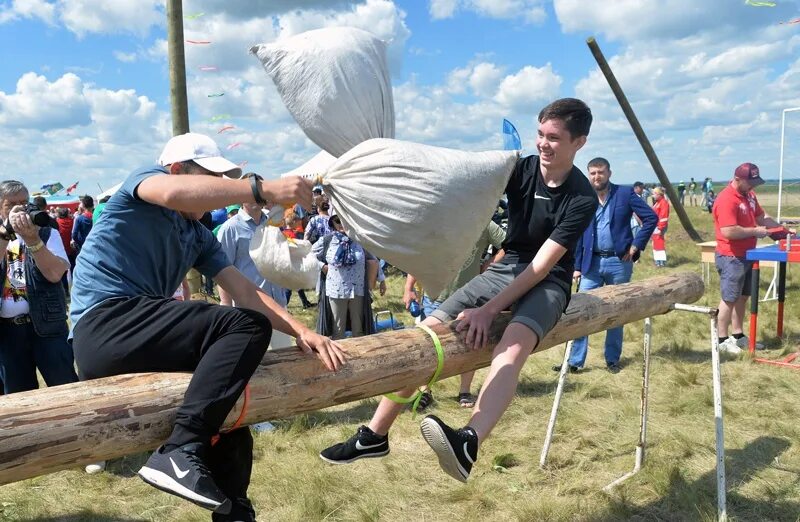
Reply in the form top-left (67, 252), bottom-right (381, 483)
top-left (552, 364), bottom-right (580, 373)
top-left (607, 363), bottom-right (621, 374)
top-left (319, 425), bottom-right (389, 464)
top-left (420, 415), bottom-right (478, 483)
top-left (138, 443), bottom-right (231, 514)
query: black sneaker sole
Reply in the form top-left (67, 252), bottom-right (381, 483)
top-left (138, 466), bottom-right (232, 514)
top-left (419, 418), bottom-right (469, 483)
top-left (318, 448), bottom-right (389, 465)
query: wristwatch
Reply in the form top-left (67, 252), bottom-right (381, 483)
top-left (249, 174), bottom-right (267, 205)
top-left (27, 240), bottom-right (45, 253)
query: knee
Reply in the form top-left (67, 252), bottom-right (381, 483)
top-left (233, 308), bottom-right (272, 352)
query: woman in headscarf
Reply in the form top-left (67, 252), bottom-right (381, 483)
top-left (313, 214), bottom-right (378, 339)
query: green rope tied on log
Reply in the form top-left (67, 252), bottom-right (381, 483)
top-left (384, 323), bottom-right (445, 417)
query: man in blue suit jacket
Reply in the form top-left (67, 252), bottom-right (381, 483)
top-left (556, 157), bottom-right (657, 373)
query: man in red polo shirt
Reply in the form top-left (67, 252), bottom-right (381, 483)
top-left (712, 163), bottom-right (780, 354)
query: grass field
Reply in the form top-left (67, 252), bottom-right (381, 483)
top-left (2, 205), bottom-right (800, 521)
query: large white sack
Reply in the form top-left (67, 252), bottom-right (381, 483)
top-left (249, 225), bottom-right (319, 291)
top-left (250, 27), bottom-right (395, 158)
top-left (320, 138), bottom-right (519, 298)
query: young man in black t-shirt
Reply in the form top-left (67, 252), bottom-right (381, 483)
top-left (320, 98), bottom-right (597, 482)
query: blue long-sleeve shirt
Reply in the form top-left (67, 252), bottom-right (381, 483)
top-left (71, 212), bottom-right (93, 249)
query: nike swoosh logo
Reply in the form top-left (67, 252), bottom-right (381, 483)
top-left (463, 442), bottom-right (475, 465)
top-left (355, 440), bottom-right (385, 451)
top-left (170, 457), bottom-right (190, 479)
top-left (534, 194), bottom-right (551, 200)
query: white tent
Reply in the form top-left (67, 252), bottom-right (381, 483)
top-left (95, 182), bottom-right (123, 202)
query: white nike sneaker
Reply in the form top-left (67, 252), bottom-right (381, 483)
top-left (84, 461), bottom-right (106, 474)
top-left (718, 337), bottom-right (742, 355)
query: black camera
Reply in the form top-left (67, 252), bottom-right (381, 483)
top-left (1, 203), bottom-right (51, 240)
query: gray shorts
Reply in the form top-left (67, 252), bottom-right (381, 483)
top-left (715, 253), bottom-right (753, 302)
top-left (431, 262), bottom-right (568, 344)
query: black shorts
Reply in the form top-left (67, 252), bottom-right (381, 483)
top-left (431, 262), bottom-right (567, 344)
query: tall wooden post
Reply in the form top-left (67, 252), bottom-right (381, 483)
top-left (166, 0), bottom-right (189, 135)
top-left (587, 37), bottom-right (702, 242)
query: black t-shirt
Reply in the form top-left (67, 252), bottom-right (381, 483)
top-left (501, 155), bottom-right (597, 292)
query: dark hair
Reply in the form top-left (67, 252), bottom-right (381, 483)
top-left (538, 98), bottom-right (592, 139)
top-left (57, 208), bottom-right (69, 218)
top-left (80, 195), bottom-right (94, 209)
top-left (328, 214), bottom-right (341, 229)
top-left (319, 198), bottom-right (330, 212)
top-left (99, 195), bottom-right (111, 203)
top-left (633, 181), bottom-right (644, 188)
top-left (587, 157), bottom-right (610, 171)
top-left (32, 195), bottom-right (47, 210)
top-left (176, 160), bottom-right (214, 176)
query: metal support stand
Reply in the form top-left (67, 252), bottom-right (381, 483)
top-left (539, 341), bottom-right (572, 468)
top-left (671, 303), bottom-right (727, 522)
top-left (539, 305), bottom-right (727, 522)
top-left (603, 317), bottom-right (652, 491)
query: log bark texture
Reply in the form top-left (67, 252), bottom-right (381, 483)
top-left (0, 272), bottom-right (703, 485)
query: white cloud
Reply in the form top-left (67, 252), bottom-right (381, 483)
top-left (58, 0), bottom-right (162, 38)
top-left (446, 61), bottom-right (504, 97)
top-left (554, 0), bottom-right (793, 43)
top-left (183, 0), bottom-right (350, 20)
top-left (494, 64), bottom-right (562, 112)
top-left (428, 0), bottom-right (546, 24)
top-left (429, 0), bottom-right (457, 19)
top-left (0, 72), bottom-right (90, 129)
top-left (0, 71), bottom-right (169, 189)
top-left (0, 0), bottom-right (55, 25)
top-left (276, 0), bottom-right (411, 75)
top-left (469, 62), bottom-right (504, 97)
top-left (113, 50), bottom-right (138, 63)
top-left (85, 87), bottom-right (161, 143)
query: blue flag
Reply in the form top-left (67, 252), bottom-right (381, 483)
top-left (502, 119), bottom-right (522, 150)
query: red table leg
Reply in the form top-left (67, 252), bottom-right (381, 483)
top-left (777, 261), bottom-right (786, 338)
top-left (750, 261), bottom-right (759, 354)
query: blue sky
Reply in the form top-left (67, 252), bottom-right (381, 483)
top-left (1, 0), bottom-right (800, 195)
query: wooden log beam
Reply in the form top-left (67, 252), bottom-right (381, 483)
top-left (0, 272), bottom-right (703, 485)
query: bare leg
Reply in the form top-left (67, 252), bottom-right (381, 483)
top-left (717, 299), bottom-right (734, 338)
top-left (468, 323), bottom-right (538, 442)
top-left (459, 371), bottom-right (475, 394)
top-left (730, 295), bottom-right (748, 335)
top-left (368, 315), bottom-right (443, 436)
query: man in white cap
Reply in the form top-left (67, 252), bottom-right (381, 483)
top-left (70, 133), bottom-right (345, 521)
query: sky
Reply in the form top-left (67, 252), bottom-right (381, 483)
top-left (2, 0), bottom-right (800, 195)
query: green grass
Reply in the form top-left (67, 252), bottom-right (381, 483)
top-left (2, 206), bottom-right (800, 521)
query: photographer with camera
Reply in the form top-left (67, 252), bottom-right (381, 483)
top-left (0, 180), bottom-right (78, 394)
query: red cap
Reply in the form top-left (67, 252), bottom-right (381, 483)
top-left (734, 162), bottom-right (764, 187)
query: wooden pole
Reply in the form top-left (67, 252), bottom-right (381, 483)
top-left (166, 0), bottom-right (189, 135)
top-left (0, 272), bottom-right (703, 486)
top-left (586, 37), bottom-right (702, 242)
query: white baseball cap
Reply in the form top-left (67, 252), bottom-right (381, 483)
top-left (158, 132), bottom-right (243, 179)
